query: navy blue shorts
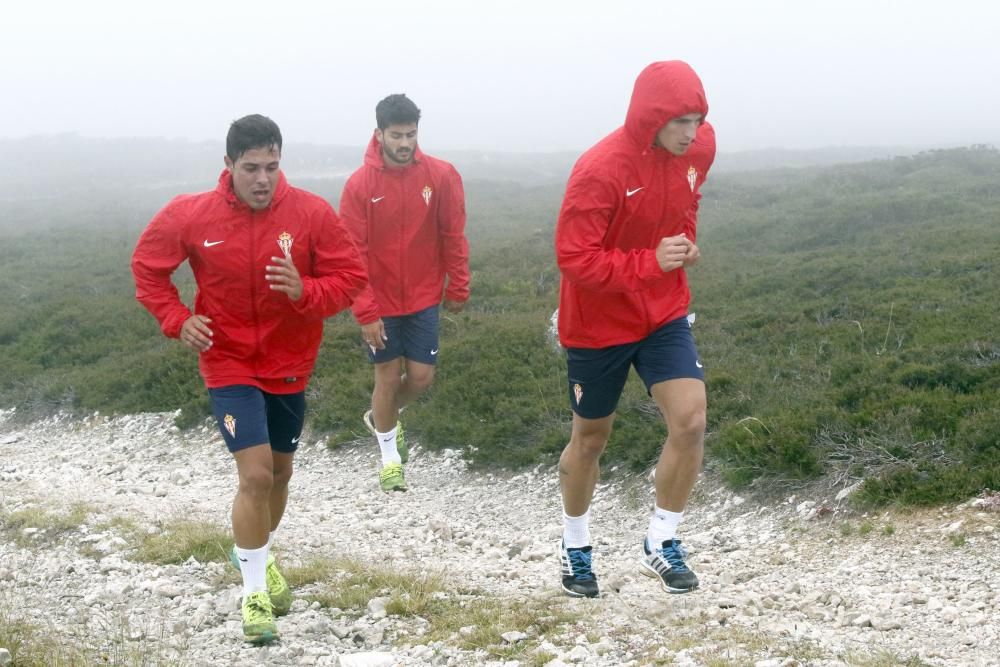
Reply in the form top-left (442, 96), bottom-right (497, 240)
top-left (368, 305), bottom-right (440, 366)
top-left (566, 315), bottom-right (704, 419)
top-left (207, 385), bottom-right (306, 453)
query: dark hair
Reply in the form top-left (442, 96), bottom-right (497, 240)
top-left (375, 94), bottom-right (421, 130)
top-left (226, 114), bottom-right (282, 161)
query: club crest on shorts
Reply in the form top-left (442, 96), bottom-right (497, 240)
top-left (223, 414), bottom-right (237, 438)
top-left (422, 185), bottom-right (433, 206)
top-left (687, 166), bottom-right (698, 192)
top-left (573, 383), bottom-right (583, 405)
top-left (277, 231), bottom-right (293, 256)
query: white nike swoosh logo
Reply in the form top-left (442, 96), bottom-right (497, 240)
top-left (430, 349), bottom-right (439, 355)
top-left (695, 360), bottom-right (703, 368)
top-left (291, 436), bottom-right (299, 444)
top-left (203, 240), bottom-right (224, 247)
top-left (626, 187), bottom-right (644, 197)
top-left (371, 196), bottom-right (385, 203)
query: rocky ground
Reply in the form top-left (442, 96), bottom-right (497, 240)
top-left (1, 409), bottom-right (998, 666)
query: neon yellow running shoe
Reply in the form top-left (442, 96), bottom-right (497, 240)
top-left (379, 462), bottom-right (408, 492)
top-left (241, 591), bottom-right (278, 644)
top-left (228, 548), bottom-right (292, 616)
top-left (395, 420), bottom-right (408, 464)
top-left (363, 410), bottom-right (408, 463)
top-left (265, 556), bottom-right (292, 616)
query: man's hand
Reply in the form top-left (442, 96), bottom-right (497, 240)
top-left (361, 319), bottom-right (387, 351)
top-left (683, 240), bottom-right (701, 267)
top-left (180, 315), bottom-right (213, 352)
top-left (443, 299), bottom-right (466, 314)
top-left (655, 234), bottom-right (692, 272)
top-left (266, 255), bottom-right (303, 301)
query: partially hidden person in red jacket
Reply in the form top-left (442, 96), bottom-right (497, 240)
top-left (554, 61), bottom-right (717, 598)
top-left (340, 94), bottom-right (470, 493)
top-left (131, 115), bottom-right (367, 644)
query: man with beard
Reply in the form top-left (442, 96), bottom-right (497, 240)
top-left (554, 61), bottom-right (716, 597)
top-left (131, 114), bottom-right (367, 643)
top-left (340, 94), bottom-right (470, 492)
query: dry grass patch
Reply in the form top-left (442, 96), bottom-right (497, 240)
top-left (130, 519), bottom-right (232, 565)
top-left (423, 592), bottom-right (583, 660)
top-left (300, 556), bottom-right (585, 660)
top-left (282, 556), bottom-right (339, 588)
top-left (0, 600), bottom-right (183, 667)
top-left (305, 556), bottom-right (448, 617)
top-left (846, 650), bottom-right (933, 666)
top-left (0, 502), bottom-right (91, 546)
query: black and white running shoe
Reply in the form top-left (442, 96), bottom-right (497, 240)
top-left (558, 540), bottom-right (599, 598)
top-left (640, 537), bottom-right (699, 593)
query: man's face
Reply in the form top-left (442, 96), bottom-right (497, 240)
top-left (224, 145), bottom-right (281, 209)
top-left (376, 123), bottom-right (418, 166)
top-left (655, 113), bottom-right (704, 156)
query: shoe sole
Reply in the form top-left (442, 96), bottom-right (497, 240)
top-left (639, 559), bottom-right (699, 594)
top-left (244, 629), bottom-right (279, 645)
top-left (561, 582), bottom-right (599, 598)
top-left (381, 484), bottom-right (408, 492)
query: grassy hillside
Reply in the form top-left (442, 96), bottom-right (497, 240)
top-left (0, 146), bottom-right (997, 507)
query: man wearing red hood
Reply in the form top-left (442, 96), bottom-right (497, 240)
top-left (555, 62), bottom-right (716, 597)
top-left (340, 94), bottom-right (471, 493)
top-left (131, 114), bottom-right (367, 643)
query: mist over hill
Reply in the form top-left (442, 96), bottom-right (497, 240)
top-left (0, 134), bottom-right (943, 208)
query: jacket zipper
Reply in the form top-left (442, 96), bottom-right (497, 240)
top-left (249, 209), bottom-right (261, 376)
top-left (399, 171), bottom-right (407, 312)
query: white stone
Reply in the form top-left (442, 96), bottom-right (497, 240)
top-left (338, 653), bottom-right (396, 667)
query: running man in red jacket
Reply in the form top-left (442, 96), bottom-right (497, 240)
top-left (340, 94), bottom-right (471, 492)
top-left (554, 62), bottom-right (716, 597)
top-left (131, 115), bottom-right (367, 643)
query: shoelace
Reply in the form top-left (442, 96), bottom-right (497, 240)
top-left (656, 540), bottom-right (691, 573)
top-left (567, 548), bottom-right (595, 581)
top-left (380, 464), bottom-right (402, 481)
top-left (246, 593), bottom-right (274, 618)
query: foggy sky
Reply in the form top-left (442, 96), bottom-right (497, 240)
top-left (2, 0), bottom-right (997, 153)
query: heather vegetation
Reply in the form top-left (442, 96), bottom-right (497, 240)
top-left (1, 144), bottom-right (997, 507)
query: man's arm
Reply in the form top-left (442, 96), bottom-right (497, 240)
top-left (131, 205), bottom-right (193, 339)
top-left (286, 206), bottom-right (368, 319)
top-left (339, 175), bottom-right (381, 326)
top-left (440, 165), bottom-right (470, 312)
top-left (556, 174), bottom-right (681, 293)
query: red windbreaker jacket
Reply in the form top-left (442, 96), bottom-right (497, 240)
top-left (131, 170), bottom-right (368, 391)
top-left (340, 136), bottom-right (471, 324)
top-left (556, 61), bottom-right (716, 349)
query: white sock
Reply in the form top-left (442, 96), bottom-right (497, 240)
top-left (235, 543), bottom-right (269, 597)
top-left (267, 531), bottom-right (274, 550)
top-left (562, 509), bottom-right (591, 548)
top-left (377, 425), bottom-right (401, 465)
top-left (647, 506), bottom-right (683, 547)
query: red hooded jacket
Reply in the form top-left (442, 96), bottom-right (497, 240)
top-left (340, 136), bottom-right (470, 324)
top-left (556, 61), bottom-right (716, 349)
top-left (131, 170), bottom-right (368, 392)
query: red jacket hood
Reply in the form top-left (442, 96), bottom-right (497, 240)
top-left (362, 133), bottom-right (427, 170)
top-left (624, 61), bottom-right (709, 150)
top-left (213, 168), bottom-right (291, 209)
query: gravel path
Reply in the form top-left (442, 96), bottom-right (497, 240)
top-left (1, 409), bottom-right (998, 666)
